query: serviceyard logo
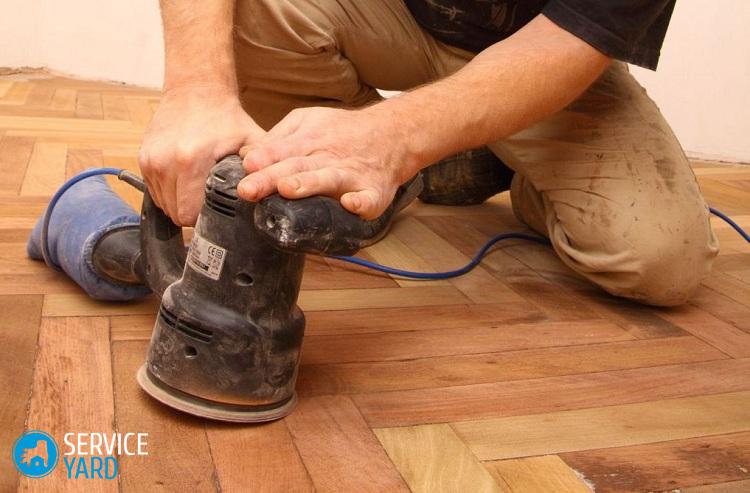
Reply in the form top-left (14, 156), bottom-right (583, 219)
top-left (13, 431), bottom-right (58, 478)
top-left (13, 430), bottom-right (148, 480)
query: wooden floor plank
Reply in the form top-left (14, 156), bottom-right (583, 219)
top-left (301, 319), bottom-right (632, 365)
top-left (0, 81), bottom-right (33, 105)
top-left (561, 432), bottom-right (750, 493)
top-left (66, 148), bottom-right (103, 178)
top-left (702, 271), bottom-right (750, 308)
top-left (375, 424), bottom-right (508, 493)
top-left (108, 301), bottom-right (547, 341)
top-left (391, 216), bottom-right (526, 304)
top-left (297, 336), bottom-right (725, 395)
top-left (418, 215), bottom-right (599, 322)
top-left (49, 88), bottom-right (77, 112)
top-left (304, 302), bottom-right (545, 336)
top-left (19, 142), bottom-right (67, 196)
top-left (0, 135), bottom-right (34, 196)
top-left (365, 233), bottom-right (451, 287)
top-left (284, 395), bottom-right (409, 492)
top-left (19, 317), bottom-right (116, 493)
top-left (0, 295), bottom-right (42, 492)
top-left (453, 391), bottom-right (750, 460)
top-left (298, 285), bottom-right (471, 311)
top-left (101, 95), bottom-right (131, 121)
top-left (689, 286), bottom-right (750, 334)
top-left (354, 358), bottom-right (750, 427)
top-left (485, 455), bottom-right (593, 493)
top-left (75, 91), bottom-right (103, 119)
top-left (112, 340), bottom-right (217, 492)
top-left (682, 480), bottom-right (750, 493)
top-left (126, 98), bottom-right (153, 127)
top-left (206, 420), bottom-right (314, 493)
top-left (657, 303), bottom-right (750, 357)
top-left (42, 293), bottom-right (159, 317)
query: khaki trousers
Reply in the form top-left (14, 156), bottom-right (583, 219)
top-left (234, 0), bottom-right (719, 306)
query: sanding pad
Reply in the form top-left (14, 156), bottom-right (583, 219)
top-left (136, 364), bottom-right (297, 423)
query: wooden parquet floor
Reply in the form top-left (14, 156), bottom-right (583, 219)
top-left (1, 71), bottom-right (750, 493)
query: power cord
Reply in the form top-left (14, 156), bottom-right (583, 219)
top-left (41, 168), bottom-right (750, 279)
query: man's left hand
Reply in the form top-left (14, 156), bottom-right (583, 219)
top-left (238, 106), bottom-right (417, 220)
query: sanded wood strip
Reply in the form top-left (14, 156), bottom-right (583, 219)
top-left (298, 285), bottom-right (470, 312)
top-left (453, 391), bottom-right (750, 460)
top-left (301, 319), bottom-right (631, 365)
top-left (42, 293), bottom-right (160, 317)
top-left (354, 358), bottom-right (750, 427)
top-left (485, 455), bottom-right (593, 493)
top-left (375, 424), bottom-right (508, 493)
top-left (391, 216), bottom-right (525, 304)
top-left (297, 336), bottom-right (726, 395)
top-left (365, 233), bottom-right (451, 287)
top-left (304, 302), bottom-right (545, 336)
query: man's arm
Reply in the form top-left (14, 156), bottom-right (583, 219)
top-left (371, 14), bottom-right (612, 168)
top-left (239, 14), bottom-right (611, 219)
top-left (140, 0), bottom-right (264, 225)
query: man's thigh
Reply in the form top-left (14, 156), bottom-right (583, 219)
top-left (234, 0), bottom-right (471, 127)
top-left (490, 63), bottom-right (719, 305)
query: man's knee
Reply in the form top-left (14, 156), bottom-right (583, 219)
top-left (578, 218), bottom-right (718, 306)
top-left (549, 204), bottom-right (719, 306)
top-left (620, 232), bottom-right (716, 306)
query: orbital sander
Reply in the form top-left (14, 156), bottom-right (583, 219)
top-left (28, 155), bottom-right (422, 422)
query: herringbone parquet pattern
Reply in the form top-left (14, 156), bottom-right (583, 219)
top-left (1, 70), bottom-right (750, 493)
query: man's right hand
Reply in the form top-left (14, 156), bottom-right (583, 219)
top-left (138, 84), bottom-right (265, 226)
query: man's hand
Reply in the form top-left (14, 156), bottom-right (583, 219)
top-left (238, 106), bottom-right (419, 220)
top-left (139, 85), bottom-right (264, 225)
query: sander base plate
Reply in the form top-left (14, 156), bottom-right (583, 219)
top-left (136, 364), bottom-right (297, 423)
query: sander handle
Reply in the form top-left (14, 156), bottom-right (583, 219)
top-left (137, 155), bottom-right (423, 293)
top-left (253, 174), bottom-right (423, 256)
top-left (139, 189), bottom-right (187, 296)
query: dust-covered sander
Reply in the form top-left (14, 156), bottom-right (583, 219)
top-left (28, 155), bottom-right (422, 422)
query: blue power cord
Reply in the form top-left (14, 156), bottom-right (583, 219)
top-left (709, 207), bottom-right (750, 243)
top-left (333, 232), bottom-right (550, 279)
top-left (41, 168), bottom-right (750, 280)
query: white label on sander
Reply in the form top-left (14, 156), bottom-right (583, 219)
top-left (187, 232), bottom-right (227, 281)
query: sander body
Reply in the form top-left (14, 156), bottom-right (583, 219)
top-left (28, 155), bottom-right (422, 422)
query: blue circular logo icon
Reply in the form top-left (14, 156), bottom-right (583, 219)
top-left (12, 430), bottom-right (59, 478)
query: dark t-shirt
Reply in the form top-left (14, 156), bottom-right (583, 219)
top-left (404, 0), bottom-right (676, 69)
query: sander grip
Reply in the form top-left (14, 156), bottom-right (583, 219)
top-left (254, 175), bottom-right (423, 256)
top-left (138, 189), bottom-right (187, 296)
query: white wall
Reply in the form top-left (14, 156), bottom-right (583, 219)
top-left (0, 0), bottom-right (164, 88)
top-left (630, 1), bottom-right (750, 163)
top-left (1, 1), bottom-right (748, 162)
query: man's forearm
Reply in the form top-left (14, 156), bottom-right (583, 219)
top-left (367, 14), bottom-right (612, 175)
top-left (160, 0), bottom-right (237, 93)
